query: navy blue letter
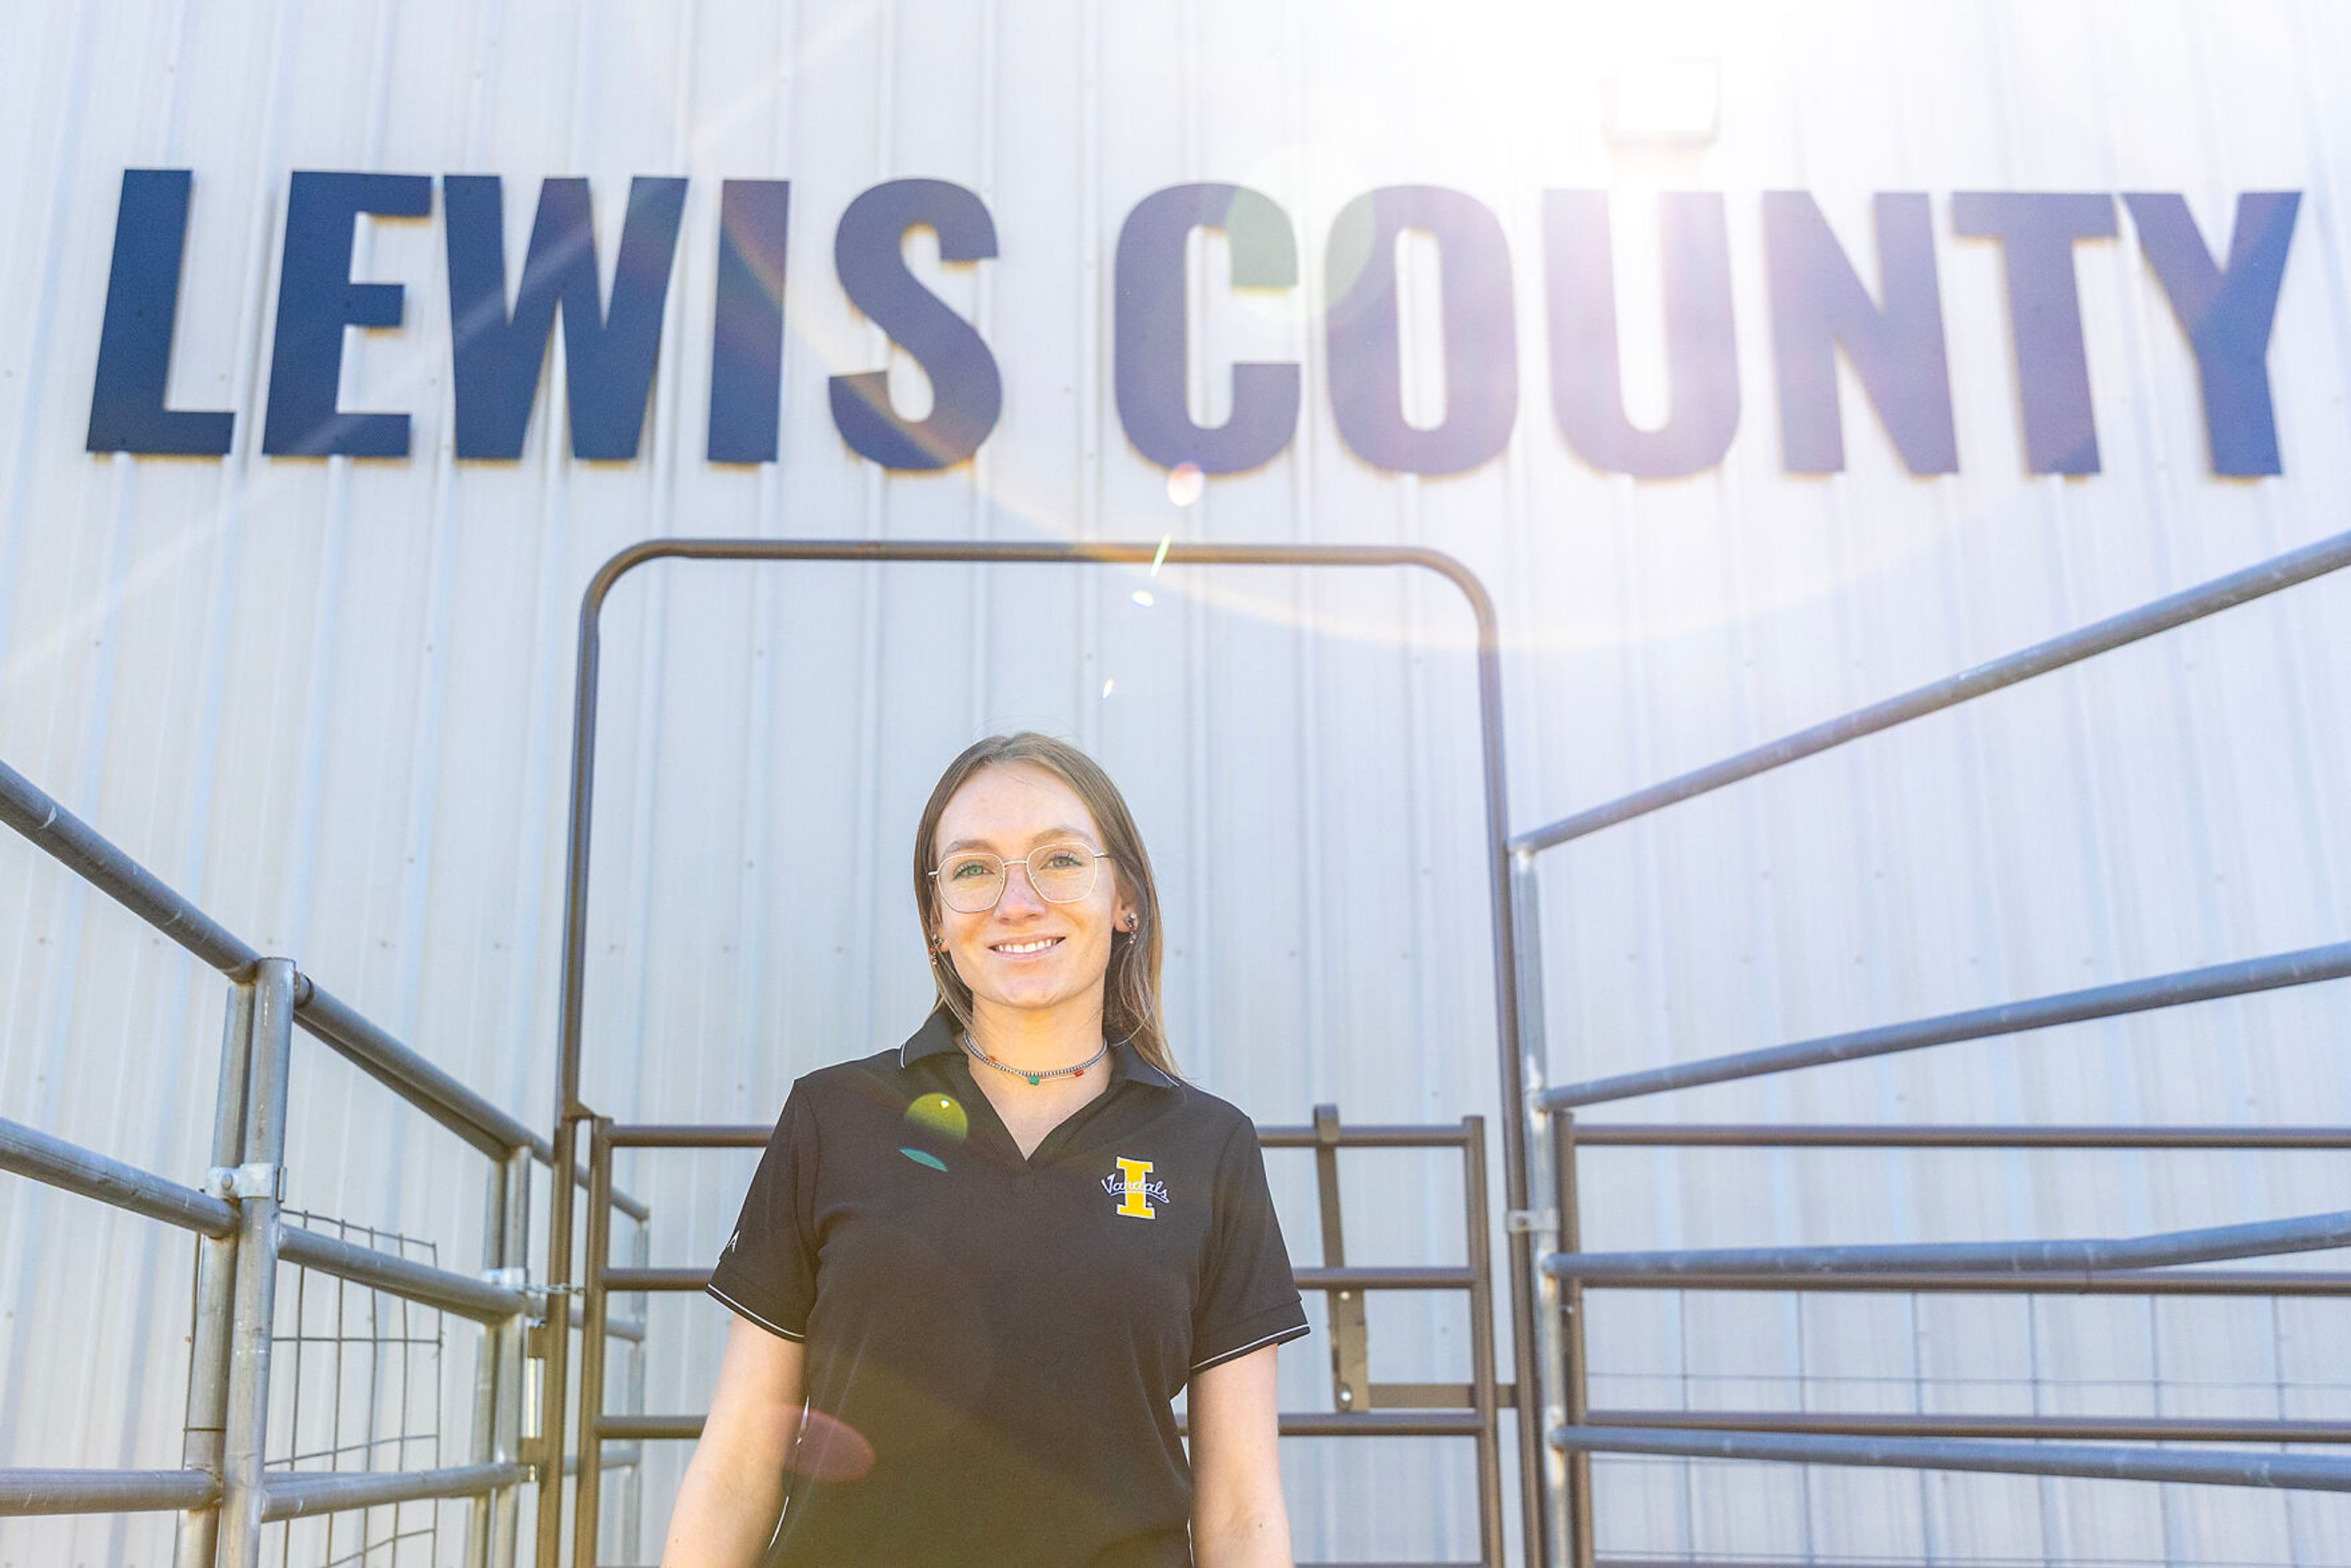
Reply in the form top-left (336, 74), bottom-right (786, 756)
top-left (261, 172), bottom-right (433, 457)
top-left (1543, 190), bottom-right (1738, 478)
top-left (87, 169), bottom-right (234, 456)
top-left (1114, 183), bottom-right (1299, 475)
top-left (708, 180), bottom-right (790, 464)
top-left (1763, 192), bottom-right (1957, 475)
top-left (1325, 186), bottom-right (1518, 475)
top-left (2124, 192), bottom-right (2299, 477)
top-left (829, 179), bottom-right (1001, 470)
top-left (445, 176), bottom-right (689, 461)
top-left (1952, 192), bottom-right (2115, 475)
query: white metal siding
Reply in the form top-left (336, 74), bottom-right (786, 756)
top-left (3, 1), bottom-right (2349, 1563)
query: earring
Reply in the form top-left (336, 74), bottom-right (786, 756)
top-left (1120, 914), bottom-right (1141, 934)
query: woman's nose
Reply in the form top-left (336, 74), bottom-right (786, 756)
top-left (997, 861), bottom-right (1049, 912)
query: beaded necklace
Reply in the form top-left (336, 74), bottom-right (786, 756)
top-left (958, 1030), bottom-right (1122, 1086)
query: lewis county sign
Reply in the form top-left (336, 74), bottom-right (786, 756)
top-left (86, 172), bottom-right (2298, 479)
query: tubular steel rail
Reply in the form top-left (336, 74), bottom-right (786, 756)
top-left (1509, 524), bottom-right (2351, 1566)
top-left (571, 1108), bottom-right (1509, 1567)
top-left (0, 756), bottom-right (645, 1567)
top-left (547, 539), bottom-right (1539, 1568)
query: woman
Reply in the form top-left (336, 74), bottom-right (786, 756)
top-left (662, 732), bottom-right (1310, 1566)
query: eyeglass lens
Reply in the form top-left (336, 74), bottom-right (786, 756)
top-left (937, 844), bottom-right (1100, 913)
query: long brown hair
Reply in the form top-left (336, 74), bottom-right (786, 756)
top-left (911, 732), bottom-right (1178, 1080)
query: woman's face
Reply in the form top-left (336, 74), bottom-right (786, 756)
top-left (931, 761), bottom-right (1137, 1026)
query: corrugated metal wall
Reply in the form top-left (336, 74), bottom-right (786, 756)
top-left (4, 1), bottom-right (2349, 1562)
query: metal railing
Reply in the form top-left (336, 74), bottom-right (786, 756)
top-left (1508, 523), bottom-right (2351, 1566)
top-left (0, 756), bottom-right (645, 1567)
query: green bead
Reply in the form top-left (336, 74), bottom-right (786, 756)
top-left (1027, 1073), bottom-right (1041, 1086)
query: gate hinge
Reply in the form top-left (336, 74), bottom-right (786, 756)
top-left (1504, 1206), bottom-right (1559, 1234)
top-left (204, 1163), bottom-right (285, 1202)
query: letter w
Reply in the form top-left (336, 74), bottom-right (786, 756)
top-left (445, 175), bottom-right (687, 460)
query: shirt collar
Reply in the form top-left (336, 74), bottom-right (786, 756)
top-left (898, 1005), bottom-right (1180, 1090)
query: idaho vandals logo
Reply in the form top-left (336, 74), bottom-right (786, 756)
top-left (1104, 1156), bottom-right (1171, 1220)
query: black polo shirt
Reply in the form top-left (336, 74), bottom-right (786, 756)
top-left (706, 1007), bottom-right (1311, 1566)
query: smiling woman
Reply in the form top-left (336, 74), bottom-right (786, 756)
top-left (661, 732), bottom-right (1310, 1567)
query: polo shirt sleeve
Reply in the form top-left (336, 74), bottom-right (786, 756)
top-left (1190, 1116), bottom-right (1311, 1375)
top-left (706, 1082), bottom-right (819, 1342)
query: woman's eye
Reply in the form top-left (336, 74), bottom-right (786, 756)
top-left (948, 861), bottom-right (989, 880)
top-left (1041, 849), bottom-right (1087, 871)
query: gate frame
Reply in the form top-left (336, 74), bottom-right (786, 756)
top-left (544, 538), bottom-right (1543, 1568)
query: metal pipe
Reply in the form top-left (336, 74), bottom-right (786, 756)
top-left (573, 1119), bottom-right (615, 1568)
top-left (533, 1109), bottom-right (579, 1568)
top-left (174, 981), bottom-right (254, 1568)
top-left (259, 1461), bottom-right (531, 1521)
top-left (1554, 1115), bottom-right (1596, 1568)
top-left (1541, 940), bottom-right (2351, 1111)
top-left (294, 980), bottom-right (536, 1159)
top-left (1511, 524), bottom-right (2351, 854)
top-left (0, 755), bottom-right (613, 1207)
top-left (607, 1119), bottom-right (1477, 1153)
top-left (0, 757), bottom-right (262, 973)
top-left (593, 1410), bottom-right (1504, 1444)
top-left (0, 1468), bottom-right (220, 1515)
top-left (1585, 1409), bottom-right (2351, 1443)
top-left (555, 536), bottom-right (1537, 1568)
top-left (215, 958), bottom-right (296, 1568)
top-left (618, 1205), bottom-right (652, 1561)
top-left (1461, 1116), bottom-right (1506, 1568)
top-left (467, 1155), bottom-right (510, 1568)
top-left (274, 1224), bottom-right (529, 1322)
top-left (1260, 1124), bottom-right (1480, 1149)
top-left (1547, 1424), bottom-right (2351, 1492)
top-left (1570, 1267), bottom-right (2351, 1297)
top-left (0, 1114), bottom-right (235, 1237)
top-left (1569, 1123), bottom-right (2351, 1149)
top-left (1545, 1207), bottom-right (2351, 1281)
top-left (598, 1262), bottom-right (1482, 1295)
top-left (557, 1446), bottom-right (645, 1475)
top-left (495, 1146), bottom-right (533, 1568)
top-left (1512, 854), bottom-right (1567, 1568)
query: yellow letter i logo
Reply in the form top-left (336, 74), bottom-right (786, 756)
top-left (1114, 1157), bottom-right (1157, 1219)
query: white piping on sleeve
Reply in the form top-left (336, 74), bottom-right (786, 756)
top-left (1188, 1320), bottom-right (1307, 1373)
top-left (707, 1280), bottom-right (808, 1342)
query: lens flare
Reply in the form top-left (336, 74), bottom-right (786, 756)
top-left (1166, 462), bottom-right (1204, 506)
top-left (904, 1093), bottom-right (969, 1141)
top-left (785, 1408), bottom-right (877, 1482)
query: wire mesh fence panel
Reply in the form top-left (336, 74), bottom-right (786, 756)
top-left (264, 1211), bottom-right (446, 1568)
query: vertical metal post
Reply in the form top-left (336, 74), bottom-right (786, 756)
top-left (534, 1112), bottom-right (580, 1568)
top-left (619, 1209), bottom-right (650, 1561)
top-left (1311, 1105), bottom-right (1370, 1414)
top-left (468, 1153), bottom-right (513, 1568)
top-left (572, 1118), bottom-right (615, 1568)
top-left (174, 981), bottom-right (256, 1568)
top-left (1553, 1111), bottom-right (1596, 1568)
top-left (496, 1146), bottom-right (533, 1568)
top-left (1512, 850), bottom-right (1565, 1568)
top-left (215, 958), bottom-right (297, 1568)
top-left (1461, 1116), bottom-right (1505, 1567)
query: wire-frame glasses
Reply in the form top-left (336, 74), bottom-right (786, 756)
top-left (929, 842), bottom-right (1111, 913)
